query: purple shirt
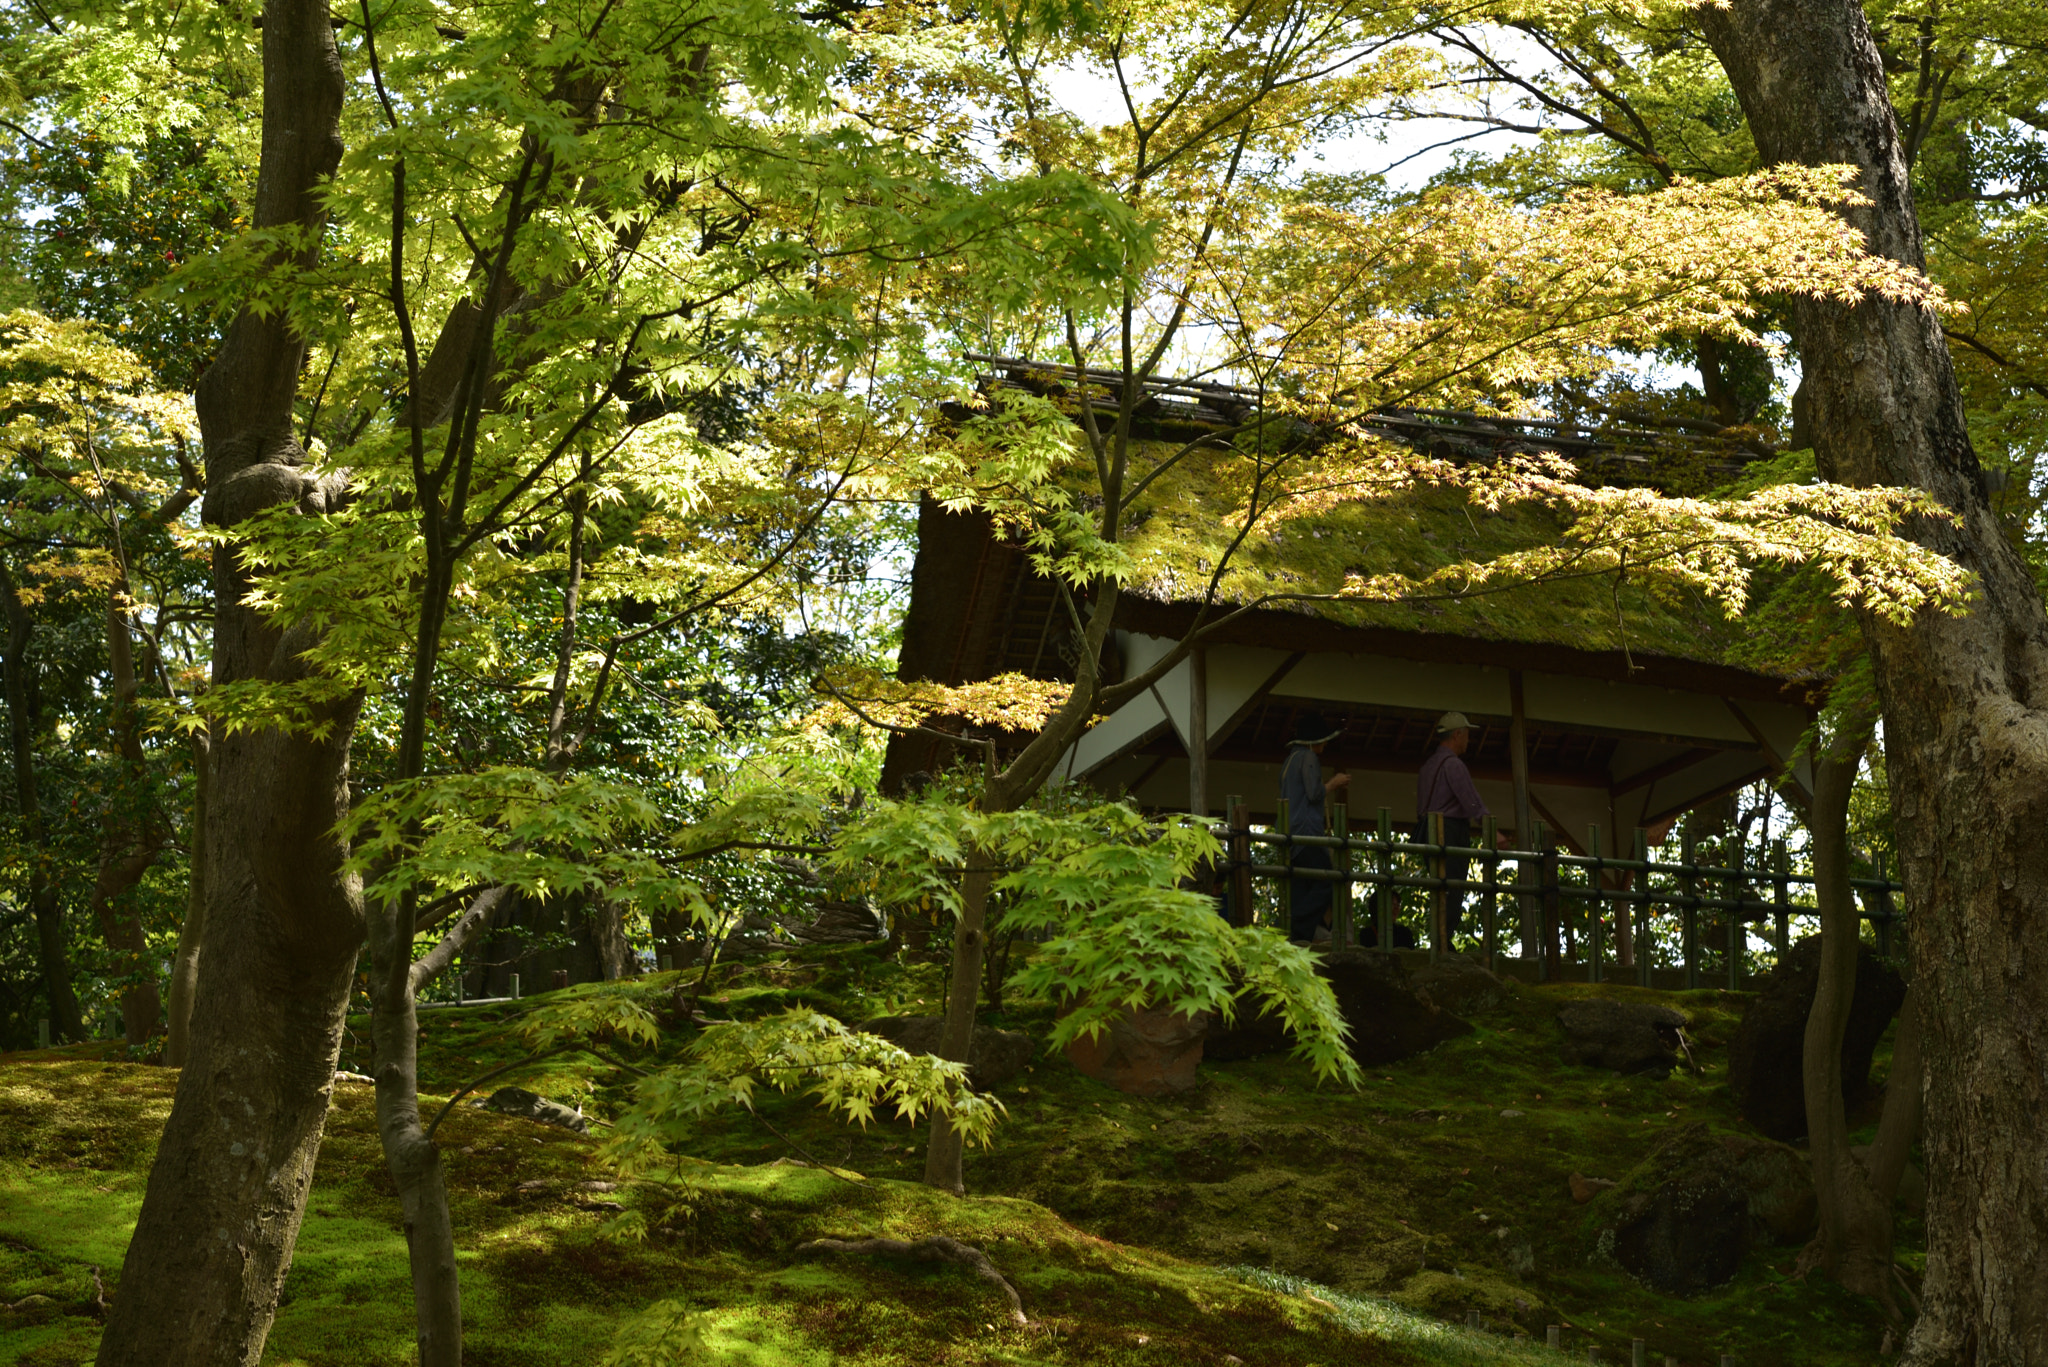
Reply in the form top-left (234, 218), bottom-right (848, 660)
top-left (1417, 744), bottom-right (1489, 820)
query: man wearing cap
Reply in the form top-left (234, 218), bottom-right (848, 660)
top-left (1417, 712), bottom-right (1490, 938)
top-left (1281, 712), bottom-right (1349, 943)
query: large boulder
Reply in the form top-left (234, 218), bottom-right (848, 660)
top-left (859, 1015), bottom-right (1033, 1090)
top-left (1556, 999), bottom-right (1690, 1075)
top-left (1065, 1004), bottom-right (1210, 1097)
top-left (1409, 955), bottom-right (1508, 1015)
top-left (1588, 1122), bottom-right (1815, 1296)
top-left (1727, 936), bottom-right (1906, 1141)
top-left (1204, 949), bottom-right (1473, 1067)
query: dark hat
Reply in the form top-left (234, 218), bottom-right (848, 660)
top-left (1289, 711), bottom-right (1341, 747)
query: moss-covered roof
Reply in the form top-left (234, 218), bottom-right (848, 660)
top-left (1113, 438), bottom-right (1769, 671)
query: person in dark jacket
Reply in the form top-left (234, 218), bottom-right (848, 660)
top-left (1280, 712), bottom-right (1349, 942)
top-left (1416, 710), bottom-right (1490, 936)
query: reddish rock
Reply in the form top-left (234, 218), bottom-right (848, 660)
top-left (1065, 1004), bottom-right (1211, 1097)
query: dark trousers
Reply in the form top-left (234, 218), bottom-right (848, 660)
top-left (1289, 846), bottom-right (1334, 941)
top-left (1432, 816), bottom-right (1473, 937)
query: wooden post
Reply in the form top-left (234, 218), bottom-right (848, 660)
top-left (1332, 802), bottom-right (1353, 948)
top-left (1376, 806), bottom-right (1394, 951)
top-left (1188, 645), bottom-right (1208, 820)
top-left (1539, 820), bottom-right (1561, 983)
top-left (1482, 814), bottom-right (1499, 972)
top-left (1276, 797), bottom-right (1292, 933)
top-left (1587, 824), bottom-right (1605, 984)
top-left (1509, 669), bottom-right (1535, 954)
top-left (1609, 793), bottom-right (1634, 969)
top-left (1228, 796), bottom-right (1254, 928)
top-left (1428, 810), bottom-right (1446, 964)
top-left (1681, 834), bottom-right (1700, 990)
top-left (1634, 827), bottom-right (1652, 988)
top-left (1772, 838), bottom-right (1791, 959)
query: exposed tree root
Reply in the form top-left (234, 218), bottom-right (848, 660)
top-left (797, 1236), bottom-right (1028, 1325)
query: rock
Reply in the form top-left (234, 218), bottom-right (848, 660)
top-left (334, 1070), bottom-right (373, 1085)
top-left (1588, 1122), bottom-right (1816, 1296)
top-left (1498, 1108), bottom-right (1525, 1119)
top-left (479, 1086), bottom-right (590, 1134)
top-left (1064, 1004), bottom-right (1211, 1097)
top-left (791, 898), bottom-right (887, 945)
top-left (1728, 936), bottom-right (1906, 1141)
top-left (859, 1015), bottom-right (1034, 1090)
top-left (1569, 1174), bottom-right (1617, 1204)
top-left (1409, 955), bottom-right (1507, 1015)
top-left (1320, 949), bottom-right (1473, 1066)
top-left (1202, 950), bottom-right (1472, 1067)
top-left (1555, 999), bottom-right (1690, 1075)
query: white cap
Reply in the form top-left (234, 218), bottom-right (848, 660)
top-left (1436, 711), bottom-right (1472, 733)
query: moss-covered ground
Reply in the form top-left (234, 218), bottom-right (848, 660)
top-left (1, 946), bottom-right (1911, 1366)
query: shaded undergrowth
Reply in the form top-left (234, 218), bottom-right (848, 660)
top-left (0, 942), bottom-right (1912, 1366)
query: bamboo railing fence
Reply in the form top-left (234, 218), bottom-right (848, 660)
top-left (1221, 797), bottom-right (1905, 988)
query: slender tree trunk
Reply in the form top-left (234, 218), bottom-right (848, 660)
top-left (92, 598), bottom-right (168, 1047)
top-left (1864, 988), bottom-right (1923, 1205)
top-left (1804, 704), bottom-right (1894, 1302)
top-left (163, 734), bottom-right (210, 1069)
top-left (1, 564), bottom-right (84, 1043)
top-left (922, 865), bottom-right (994, 1195)
top-left (1702, 5), bottom-right (2048, 1360)
top-left (96, 2), bottom-right (362, 1362)
top-left (370, 903), bottom-right (462, 1367)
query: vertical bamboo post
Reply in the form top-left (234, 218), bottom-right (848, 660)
top-left (1509, 669), bottom-right (1535, 953)
top-left (1539, 820), bottom-right (1561, 983)
top-left (1276, 797), bottom-right (1291, 933)
top-left (1376, 806), bottom-right (1394, 951)
top-left (1727, 839), bottom-right (1745, 990)
top-left (1428, 810), bottom-right (1446, 964)
top-left (1333, 802), bottom-right (1353, 948)
top-left (1771, 838), bottom-right (1790, 960)
top-left (1587, 823), bottom-right (1605, 984)
top-left (1634, 827), bottom-right (1652, 988)
top-left (1228, 795), bottom-right (1253, 928)
top-left (1875, 847), bottom-right (1897, 957)
top-left (1482, 814), bottom-right (1499, 972)
top-left (1681, 834), bottom-right (1700, 990)
top-left (1188, 646), bottom-right (1208, 821)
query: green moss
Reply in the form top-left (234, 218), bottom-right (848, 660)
top-left (1, 954), bottom-right (1914, 1366)
top-left (1114, 438), bottom-right (1795, 672)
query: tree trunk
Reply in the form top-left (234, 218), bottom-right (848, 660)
top-left (370, 904), bottom-right (462, 1367)
top-left (92, 599), bottom-right (168, 1048)
top-left (1804, 704), bottom-right (1894, 1303)
top-left (922, 865), bottom-right (994, 1195)
top-left (95, 1), bottom-right (363, 1362)
top-left (163, 734), bottom-right (209, 1069)
top-left (1, 564), bottom-right (84, 1044)
top-left (1701, 4), bottom-right (2048, 1360)
top-left (1863, 987), bottom-right (1923, 1205)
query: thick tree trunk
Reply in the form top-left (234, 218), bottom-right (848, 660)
top-left (95, 2), bottom-right (362, 1363)
top-left (1701, 5), bottom-right (2048, 1361)
top-left (163, 735), bottom-right (209, 1069)
top-left (1804, 707), bottom-right (1894, 1303)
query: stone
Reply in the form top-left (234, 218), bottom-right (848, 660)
top-left (1588, 1122), bottom-right (1816, 1296)
top-left (858, 1015), bottom-right (1034, 1090)
top-left (479, 1085), bottom-right (590, 1134)
top-left (1409, 955), bottom-right (1508, 1015)
top-left (1569, 1174), bottom-right (1617, 1204)
top-left (1064, 1004), bottom-right (1211, 1097)
top-left (1555, 999), bottom-right (1690, 1075)
top-left (1727, 936), bottom-right (1906, 1142)
top-left (791, 898), bottom-right (887, 945)
top-left (1201, 949), bottom-right (1472, 1067)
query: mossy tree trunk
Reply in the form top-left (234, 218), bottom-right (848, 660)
top-left (1703, 2), bottom-right (2048, 1359)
